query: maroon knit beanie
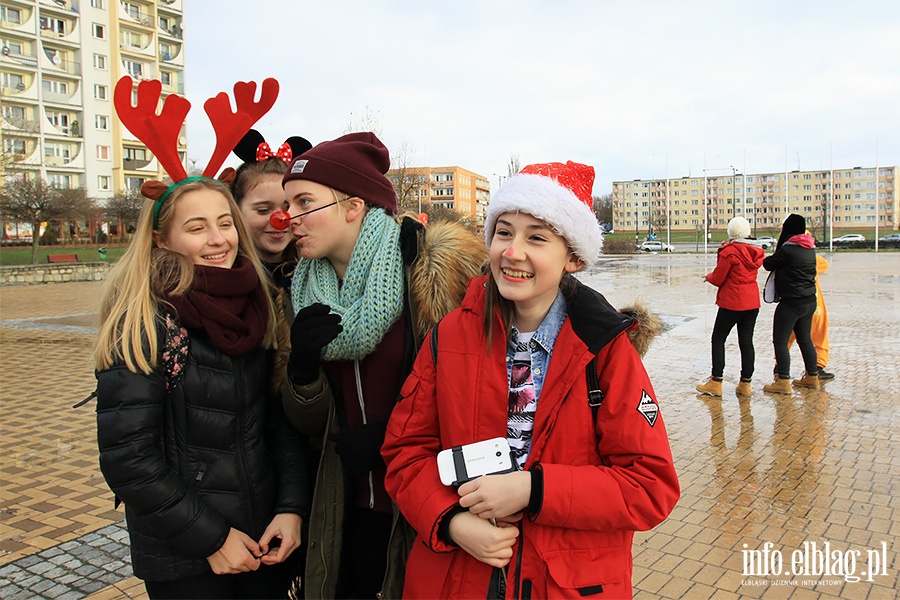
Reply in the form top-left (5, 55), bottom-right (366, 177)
top-left (282, 132), bottom-right (397, 214)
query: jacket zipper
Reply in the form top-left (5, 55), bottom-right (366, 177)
top-left (512, 520), bottom-right (524, 599)
top-left (234, 362), bottom-right (256, 521)
top-left (354, 359), bottom-right (375, 508)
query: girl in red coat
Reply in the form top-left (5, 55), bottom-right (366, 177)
top-left (382, 161), bottom-right (680, 599)
top-left (696, 216), bottom-right (765, 397)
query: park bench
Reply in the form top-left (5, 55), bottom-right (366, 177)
top-left (47, 254), bottom-right (79, 264)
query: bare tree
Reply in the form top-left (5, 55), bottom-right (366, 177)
top-left (389, 142), bottom-right (428, 214)
top-left (507, 153), bottom-right (521, 178)
top-left (343, 106), bottom-right (383, 137)
top-left (593, 194), bottom-right (612, 226)
top-left (0, 177), bottom-right (91, 263)
top-left (105, 188), bottom-right (145, 239)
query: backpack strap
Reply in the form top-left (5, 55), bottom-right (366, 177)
top-left (429, 319), bottom-right (440, 368)
top-left (586, 358), bottom-right (604, 419)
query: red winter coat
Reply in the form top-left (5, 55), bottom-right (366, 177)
top-left (382, 276), bottom-right (680, 599)
top-left (705, 240), bottom-right (765, 311)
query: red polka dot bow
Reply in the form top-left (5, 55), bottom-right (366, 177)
top-left (256, 141), bottom-right (293, 163)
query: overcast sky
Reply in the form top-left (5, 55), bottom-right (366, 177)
top-left (182, 1), bottom-right (900, 196)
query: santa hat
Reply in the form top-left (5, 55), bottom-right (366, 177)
top-left (485, 161), bottom-right (602, 268)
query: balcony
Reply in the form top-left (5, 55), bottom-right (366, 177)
top-left (40, 48), bottom-right (81, 76)
top-left (1, 47), bottom-right (39, 69)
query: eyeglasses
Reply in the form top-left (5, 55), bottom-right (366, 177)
top-left (269, 198), bottom-right (349, 230)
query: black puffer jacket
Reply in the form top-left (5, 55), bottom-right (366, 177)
top-left (96, 321), bottom-right (309, 582)
top-left (762, 235), bottom-right (817, 300)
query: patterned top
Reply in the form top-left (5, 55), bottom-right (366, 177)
top-left (507, 331), bottom-right (537, 469)
top-left (505, 292), bottom-right (568, 469)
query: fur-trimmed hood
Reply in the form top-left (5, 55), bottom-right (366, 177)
top-left (618, 300), bottom-right (664, 357)
top-left (403, 216), bottom-right (489, 344)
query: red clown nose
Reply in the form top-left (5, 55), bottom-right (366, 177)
top-left (269, 210), bottom-right (292, 230)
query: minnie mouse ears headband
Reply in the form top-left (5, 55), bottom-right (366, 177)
top-left (233, 129), bottom-right (312, 165)
top-left (113, 75), bottom-right (280, 228)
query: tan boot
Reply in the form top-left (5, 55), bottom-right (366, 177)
top-left (696, 377), bottom-right (722, 396)
top-left (763, 376), bottom-right (792, 394)
top-left (792, 373), bottom-right (821, 389)
top-left (735, 381), bottom-right (751, 397)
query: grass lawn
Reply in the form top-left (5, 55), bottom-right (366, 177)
top-left (0, 244), bottom-right (129, 266)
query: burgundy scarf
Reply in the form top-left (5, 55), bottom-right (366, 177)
top-left (164, 256), bottom-right (269, 356)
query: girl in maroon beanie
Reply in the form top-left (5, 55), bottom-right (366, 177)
top-left (280, 132), bottom-right (487, 599)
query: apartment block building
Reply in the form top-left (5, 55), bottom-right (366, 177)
top-left (1, 0), bottom-right (185, 199)
top-left (612, 166), bottom-right (898, 237)
top-left (387, 165), bottom-right (491, 227)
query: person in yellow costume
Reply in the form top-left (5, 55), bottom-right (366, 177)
top-left (789, 252), bottom-right (833, 380)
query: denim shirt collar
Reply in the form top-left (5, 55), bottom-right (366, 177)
top-left (509, 291), bottom-right (567, 355)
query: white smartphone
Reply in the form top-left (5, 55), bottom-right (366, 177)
top-left (437, 437), bottom-right (517, 487)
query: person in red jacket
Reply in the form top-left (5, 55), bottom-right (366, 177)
top-left (382, 161), bottom-right (680, 599)
top-left (697, 216), bottom-right (765, 397)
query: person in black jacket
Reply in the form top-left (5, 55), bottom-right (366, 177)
top-left (93, 178), bottom-right (309, 599)
top-left (762, 213), bottom-right (820, 393)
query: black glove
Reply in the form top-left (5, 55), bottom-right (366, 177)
top-left (329, 421), bottom-right (387, 480)
top-left (288, 303), bottom-right (342, 385)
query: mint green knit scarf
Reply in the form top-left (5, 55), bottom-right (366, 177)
top-left (291, 208), bottom-right (404, 361)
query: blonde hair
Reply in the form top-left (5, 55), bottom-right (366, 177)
top-left (93, 179), bottom-right (281, 374)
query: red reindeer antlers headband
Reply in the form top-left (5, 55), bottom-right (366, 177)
top-left (113, 75), bottom-right (279, 226)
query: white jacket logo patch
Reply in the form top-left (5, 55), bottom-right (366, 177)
top-left (636, 390), bottom-right (659, 427)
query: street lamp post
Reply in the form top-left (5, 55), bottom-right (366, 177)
top-left (730, 165), bottom-right (737, 219)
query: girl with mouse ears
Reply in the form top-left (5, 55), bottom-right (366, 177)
top-left (382, 161), bottom-right (680, 599)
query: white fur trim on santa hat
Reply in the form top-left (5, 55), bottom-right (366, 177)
top-left (485, 173), bottom-right (603, 269)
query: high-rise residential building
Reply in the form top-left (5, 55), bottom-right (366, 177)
top-left (612, 166), bottom-right (898, 238)
top-left (1, 0), bottom-right (185, 199)
top-left (386, 165), bottom-right (490, 227)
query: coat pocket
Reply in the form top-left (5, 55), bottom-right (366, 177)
top-left (541, 547), bottom-right (631, 597)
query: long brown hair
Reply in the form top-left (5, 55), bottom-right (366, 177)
top-left (93, 179), bottom-right (281, 374)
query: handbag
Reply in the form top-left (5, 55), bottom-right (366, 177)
top-left (763, 271), bottom-right (780, 303)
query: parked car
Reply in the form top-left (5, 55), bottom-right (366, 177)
top-left (636, 240), bottom-right (674, 253)
top-left (833, 234), bottom-right (866, 244)
top-left (878, 233), bottom-right (900, 242)
top-left (748, 236), bottom-right (776, 249)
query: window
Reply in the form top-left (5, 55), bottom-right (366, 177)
top-left (48, 174), bottom-right (72, 187)
top-left (92, 23), bottom-right (106, 39)
top-left (2, 72), bottom-right (25, 91)
top-left (45, 143), bottom-right (71, 159)
top-left (40, 17), bottom-right (66, 35)
top-left (3, 104), bottom-right (26, 121)
top-left (94, 84), bottom-right (108, 100)
top-left (159, 43), bottom-right (173, 60)
top-left (160, 71), bottom-right (172, 86)
top-left (97, 145), bottom-right (110, 160)
top-left (3, 139), bottom-right (26, 154)
top-left (1, 6), bottom-right (23, 24)
top-left (125, 177), bottom-right (145, 190)
top-left (124, 147), bottom-right (147, 161)
top-left (159, 16), bottom-right (171, 30)
top-left (46, 110), bottom-right (70, 131)
top-left (123, 2), bottom-right (142, 20)
top-left (91, 0), bottom-right (105, 8)
top-left (123, 60), bottom-right (143, 78)
top-left (122, 30), bottom-right (143, 48)
top-left (93, 53), bottom-right (107, 69)
top-left (98, 175), bottom-right (111, 191)
top-left (95, 115), bottom-right (110, 130)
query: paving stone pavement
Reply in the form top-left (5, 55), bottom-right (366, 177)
top-left (0, 253), bottom-right (897, 599)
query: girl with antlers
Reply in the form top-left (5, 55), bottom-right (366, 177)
top-left (93, 76), bottom-right (309, 599)
top-left (231, 130), bottom-right (313, 293)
